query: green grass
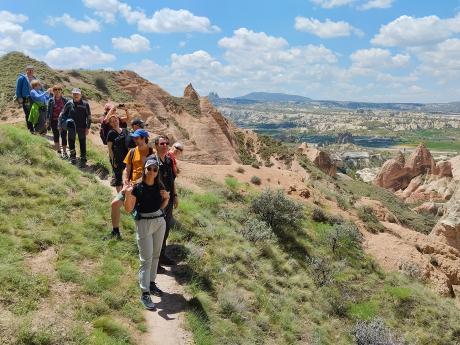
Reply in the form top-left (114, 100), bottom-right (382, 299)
top-left (0, 52), bottom-right (132, 113)
top-left (0, 124), bottom-right (143, 344)
top-left (397, 129), bottom-right (460, 152)
top-left (171, 180), bottom-right (460, 344)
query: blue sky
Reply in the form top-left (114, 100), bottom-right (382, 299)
top-left (1, 0), bottom-right (459, 102)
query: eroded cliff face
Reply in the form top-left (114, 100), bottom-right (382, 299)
top-left (112, 71), bottom-right (240, 164)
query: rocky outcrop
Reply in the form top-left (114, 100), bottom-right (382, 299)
top-left (413, 202), bottom-right (445, 216)
top-left (373, 151), bottom-right (411, 190)
top-left (336, 132), bottom-right (354, 144)
top-left (404, 143), bottom-right (436, 177)
top-left (374, 145), bottom-right (454, 201)
top-left (183, 83), bottom-right (200, 101)
top-left (298, 144), bottom-right (336, 176)
top-left (431, 185), bottom-right (460, 251)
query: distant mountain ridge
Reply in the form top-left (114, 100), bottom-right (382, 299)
top-left (208, 91), bottom-right (460, 112)
top-left (235, 92), bottom-right (311, 103)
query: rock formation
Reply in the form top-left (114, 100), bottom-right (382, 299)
top-left (373, 151), bottom-right (411, 190)
top-left (431, 185), bottom-right (460, 251)
top-left (298, 144), bottom-right (336, 176)
top-left (374, 144), bottom-right (454, 199)
top-left (183, 83), bottom-right (200, 101)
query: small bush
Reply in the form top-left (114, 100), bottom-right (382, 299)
top-left (69, 70), bottom-right (81, 78)
top-left (250, 189), bottom-right (304, 234)
top-left (400, 261), bottom-right (424, 280)
top-left (312, 207), bottom-right (327, 223)
top-left (240, 218), bottom-right (274, 243)
top-left (250, 176), bottom-right (262, 185)
top-left (251, 161), bottom-right (260, 169)
top-left (353, 318), bottom-right (403, 345)
top-left (236, 166), bottom-right (245, 174)
top-left (325, 223), bottom-right (363, 258)
top-left (94, 76), bottom-right (109, 94)
top-left (308, 257), bottom-right (334, 286)
top-left (336, 195), bottom-right (350, 210)
top-left (357, 206), bottom-right (385, 233)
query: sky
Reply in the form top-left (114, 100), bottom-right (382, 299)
top-left (1, 0), bottom-right (459, 102)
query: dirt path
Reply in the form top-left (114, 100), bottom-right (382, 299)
top-left (29, 121), bottom-right (195, 345)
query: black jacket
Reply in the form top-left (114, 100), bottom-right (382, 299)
top-left (47, 96), bottom-right (68, 121)
top-left (60, 99), bottom-right (92, 129)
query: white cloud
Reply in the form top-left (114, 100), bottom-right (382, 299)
top-left (372, 14), bottom-right (460, 47)
top-left (82, 0), bottom-right (120, 23)
top-left (45, 45), bottom-right (115, 68)
top-left (350, 48), bottom-right (410, 68)
top-left (112, 34), bottom-right (150, 53)
top-left (0, 10), bottom-right (28, 23)
top-left (0, 11), bottom-right (54, 54)
top-left (310, 0), bottom-right (355, 8)
top-left (125, 59), bottom-right (167, 79)
top-left (82, 1), bottom-right (220, 34)
top-left (415, 38), bottom-right (460, 80)
top-left (359, 0), bottom-right (394, 10)
top-left (138, 8), bottom-right (220, 33)
top-left (46, 14), bottom-right (101, 33)
top-left (295, 17), bottom-right (363, 38)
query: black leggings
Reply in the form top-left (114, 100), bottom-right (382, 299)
top-left (50, 119), bottom-right (60, 144)
top-left (22, 99), bottom-right (33, 132)
top-left (66, 126), bottom-right (87, 160)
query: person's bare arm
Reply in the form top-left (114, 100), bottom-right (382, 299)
top-left (160, 190), bottom-right (170, 210)
top-left (107, 142), bottom-right (114, 165)
top-left (123, 184), bottom-right (136, 212)
top-left (122, 163), bottom-right (131, 185)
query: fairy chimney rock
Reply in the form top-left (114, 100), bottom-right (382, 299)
top-left (183, 83), bottom-right (200, 101)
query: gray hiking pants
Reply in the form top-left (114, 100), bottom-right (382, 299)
top-left (135, 210), bottom-right (166, 292)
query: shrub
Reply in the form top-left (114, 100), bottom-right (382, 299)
top-left (357, 206), bottom-right (385, 233)
top-left (251, 161), bottom-right (260, 169)
top-left (308, 257), bottom-right (334, 286)
top-left (250, 189), bottom-right (304, 234)
top-left (400, 261), bottom-right (424, 280)
top-left (312, 207), bottom-right (327, 223)
top-left (240, 218), bottom-right (274, 243)
top-left (94, 76), bottom-right (109, 94)
top-left (236, 166), bottom-right (245, 174)
top-left (325, 223), bottom-right (363, 258)
top-left (250, 176), bottom-right (261, 185)
top-left (353, 318), bottom-right (403, 345)
top-left (336, 195), bottom-right (350, 210)
top-left (69, 70), bottom-right (81, 78)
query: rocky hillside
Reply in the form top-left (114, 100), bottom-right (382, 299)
top-left (0, 52), bottom-right (242, 164)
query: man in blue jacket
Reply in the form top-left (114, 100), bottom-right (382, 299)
top-left (15, 65), bottom-right (38, 133)
top-left (59, 88), bottom-right (92, 167)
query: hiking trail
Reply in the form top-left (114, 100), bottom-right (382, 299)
top-left (17, 114), bottom-right (195, 345)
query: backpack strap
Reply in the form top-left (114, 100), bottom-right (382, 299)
top-left (128, 148), bottom-right (136, 182)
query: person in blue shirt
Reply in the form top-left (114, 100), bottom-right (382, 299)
top-left (29, 79), bottom-right (52, 135)
top-left (15, 65), bottom-right (38, 133)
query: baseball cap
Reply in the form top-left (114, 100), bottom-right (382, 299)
top-left (131, 119), bottom-right (145, 128)
top-left (173, 142), bottom-right (184, 151)
top-left (71, 88), bottom-right (81, 94)
top-left (104, 102), bottom-right (114, 111)
top-left (131, 129), bottom-right (149, 138)
top-left (25, 64), bottom-right (34, 70)
top-left (144, 157), bottom-right (159, 168)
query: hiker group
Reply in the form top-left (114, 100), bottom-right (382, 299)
top-left (15, 65), bottom-right (185, 311)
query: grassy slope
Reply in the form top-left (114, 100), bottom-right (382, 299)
top-left (0, 125), bottom-right (144, 345)
top-left (0, 52), bottom-right (132, 113)
top-left (171, 177), bottom-right (460, 345)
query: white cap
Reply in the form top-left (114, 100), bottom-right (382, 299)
top-left (71, 88), bottom-right (81, 94)
top-left (173, 142), bottom-right (184, 151)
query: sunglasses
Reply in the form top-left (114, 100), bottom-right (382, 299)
top-left (53, 88), bottom-right (62, 91)
top-left (175, 147), bottom-right (183, 152)
top-left (159, 142), bottom-right (169, 146)
top-left (146, 166), bottom-right (158, 172)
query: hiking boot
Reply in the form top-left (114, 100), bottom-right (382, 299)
top-left (159, 255), bottom-right (176, 266)
top-left (140, 292), bottom-right (156, 310)
top-left (150, 282), bottom-right (163, 297)
top-left (103, 230), bottom-right (122, 241)
top-left (70, 157), bottom-right (77, 165)
top-left (79, 160), bottom-right (87, 168)
top-left (62, 152), bottom-right (69, 160)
